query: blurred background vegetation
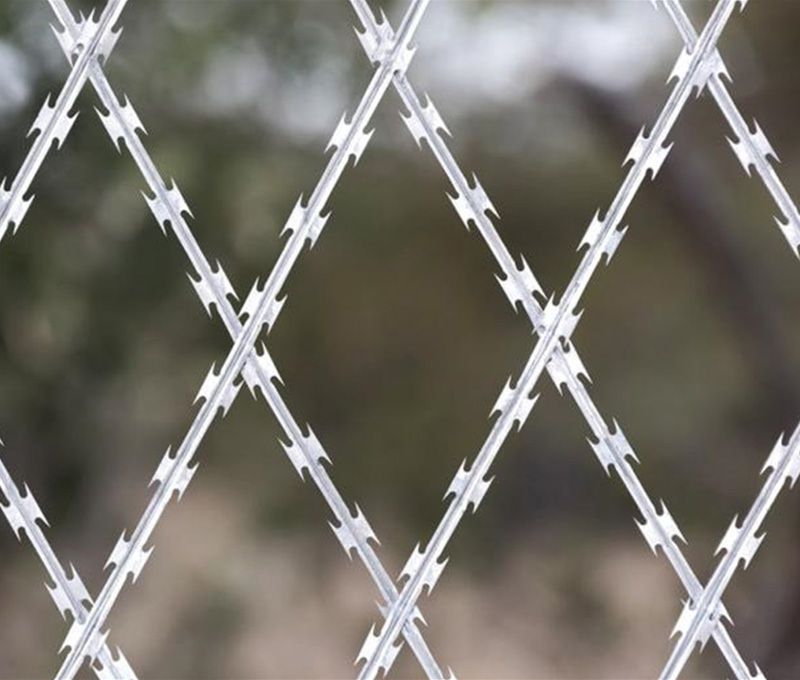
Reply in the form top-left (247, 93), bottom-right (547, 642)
top-left (0, 0), bottom-right (799, 677)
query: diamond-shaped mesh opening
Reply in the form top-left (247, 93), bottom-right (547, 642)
top-left (278, 129), bottom-right (531, 517)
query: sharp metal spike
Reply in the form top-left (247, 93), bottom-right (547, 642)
top-left (668, 46), bottom-right (729, 93)
top-left (774, 214), bottom-right (800, 258)
top-left (326, 112), bottom-right (375, 166)
top-left (46, 563), bottom-right (91, 621)
top-left (715, 515), bottom-right (765, 569)
top-left (354, 8), bottom-right (393, 64)
top-left (636, 500), bottom-right (687, 554)
top-left (760, 430), bottom-right (800, 488)
top-left (61, 621), bottom-right (109, 659)
top-left (187, 260), bottom-right (237, 319)
top-left (95, 648), bottom-right (136, 680)
top-left (69, 11), bottom-right (122, 63)
top-left (671, 599), bottom-right (718, 648)
top-left (669, 600), bottom-right (700, 642)
top-left (27, 94), bottom-right (79, 150)
top-left (357, 624), bottom-right (404, 670)
top-left (194, 362), bottom-right (242, 417)
top-left (707, 50), bottom-right (731, 84)
top-left (540, 297), bottom-right (583, 342)
top-left (392, 44), bottom-right (417, 76)
top-left (142, 180), bottom-right (193, 236)
top-left (279, 426), bottom-right (331, 480)
top-left (579, 210), bottom-right (629, 263)
top-left (588, 419), bottom-right (637, 475)
top-left (95, 95), bottom-right (146, 153)
top-left (761, 435), bottom-right (800, 488)
top-left (490, 376), bottom-right (538, 432)
top-left (280, 195), bottom-right (331, 248)
top-left (1, 481), bottom-right (49, 540)
top-left (105, 531), bottom-right (153, 584)
top-left (95, 24), bottom-right (123, 63)
top-left (0, 177), bottom-right (34, 238)
top-left (375, 601), bottom-right (427, 629)
top-left (444, 459), bottom-right (493, 513)
top-left (624, 126), bottom-right (673, 179)
top-left (400, 543), bottom-right (449, 592)
top-left (547, 341), bottom-right (591, 395)
top-left (329, 503), bottom-right (379, 559)
top-left (401, 93), bottom-right (451, 147)
top-left (241, 342), bottom-right (283, 397)
top-left (495, 255), bottom-right (544, 312)
top-left (50, 21), bottom-right (81, 60)
top-left (47, 580), bottom-right (77, 621)
top-left (239, 279), bottom-right (286, 335)
top-left (149, 446), bottom-right (197, 501)
top-left (727, 119), bottom-right (779, 177)
top-left (578, 209), bottom-right (604, 251)
top-left (448, 174), bottom-right (498, 230)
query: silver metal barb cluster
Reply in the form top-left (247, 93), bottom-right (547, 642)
top-left (0, 0), bottom-right (797, 678)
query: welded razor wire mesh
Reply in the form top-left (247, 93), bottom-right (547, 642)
top-left (0, 0), bottom-right (799, 677)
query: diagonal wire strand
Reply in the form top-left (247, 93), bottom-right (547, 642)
top-left (660, 423), bottom-right (800, 680)
top-left (660, 0), bottom-right (800, 257)
top-left (0, 0), bottom-right (132, 673)
top-left (41, 0), bottom-right (446, 675)
top-left (354, 1), bottom-right (748, 676)
top-left (0, 0), bottom-right (128, 240)
top-left (0, 452), bottom-right (136, 680)
top-left (52, 1), bottom-right (432, 677)
top-left (0, 0), bottom-right (789, 677)
top-left (345, 0), bottom-right (761, 677)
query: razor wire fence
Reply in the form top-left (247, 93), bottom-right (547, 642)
top-left (0, 0), bottom-right (799, 677)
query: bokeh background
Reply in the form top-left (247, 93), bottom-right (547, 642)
top-left (0, 0), bottom-right (799, 677)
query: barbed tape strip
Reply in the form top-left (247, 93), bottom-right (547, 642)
top-left (658, 0), bottom-right (800, 257)
top-left (659, 425), bottom-right (800, 679)
top-left (49, 0), bottom-right (433, 678)
top-left (0, 0), bottom-right (442, 676)
top-left (347, 0), bottom-right (797, 676)
top-left (0, 0), bottom-right (126, 240)
top-left (0, 0), bottom-right (135, 672)
top-left (355, 0), bottom-right (800, 676)
top-left (354, 1), bottom-right (749, 677)
top-left (42, 0), bottom-right (445, 675)
top-left (654, 0), bottom-right (800, 677)
top-left (0, 0), bottom-right (795, 677)
top-left (0, 453), bottom-right (136, 679)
